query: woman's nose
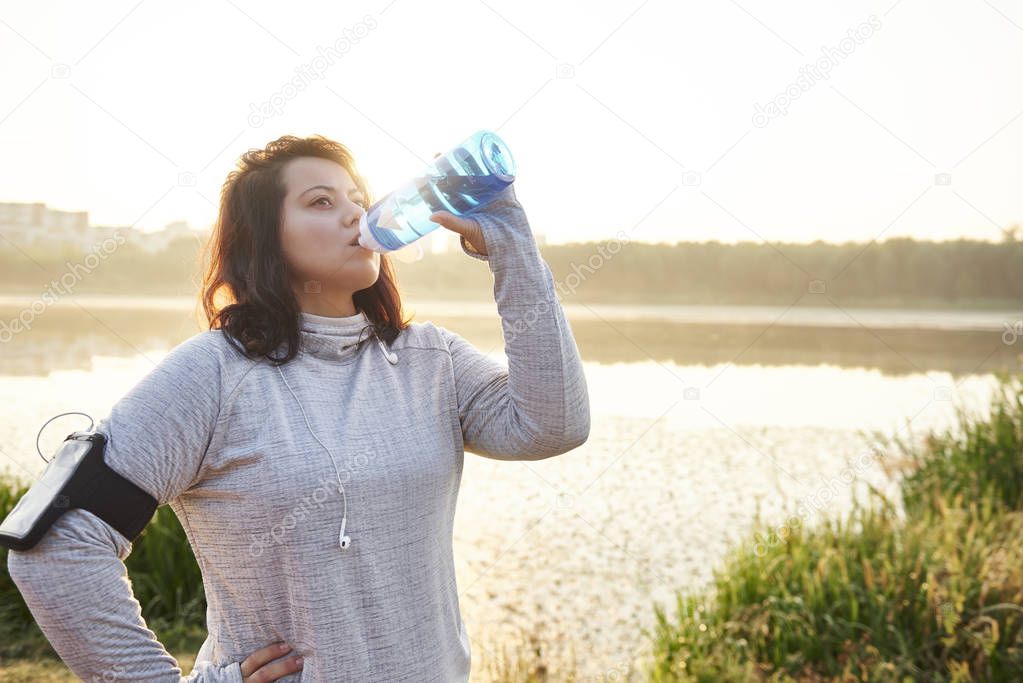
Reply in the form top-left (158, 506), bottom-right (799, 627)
top-left (343, 202), bottom-right (364, 229)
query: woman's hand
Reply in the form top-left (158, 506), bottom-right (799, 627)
top-left (428, 151), bottom-right (489, 257)
top-left (239, 641), bottom-right (304, 682)
top-left (429, 210), bottom-right (488, 257)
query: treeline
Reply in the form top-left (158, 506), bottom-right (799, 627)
top-left (1, 235), bottom-right (1021, 308)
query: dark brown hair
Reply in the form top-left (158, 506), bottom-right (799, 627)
top-left (200, 134), bottom-right (410, 365)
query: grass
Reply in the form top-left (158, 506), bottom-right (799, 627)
top-left (645, 372), bottom-right (1023, 682)
top-left (0, 652), bottom-right (200, 683)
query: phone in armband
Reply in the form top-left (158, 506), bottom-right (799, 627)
top-left (0, 426), bottom-right (157, 552)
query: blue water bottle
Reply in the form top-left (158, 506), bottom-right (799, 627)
top-left (357, 130), bottom-right (516, 253)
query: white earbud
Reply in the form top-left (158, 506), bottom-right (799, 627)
top-left (374, 336), bottom-right (398, 364)
top-left (339, 516), bottom-right (351, 549)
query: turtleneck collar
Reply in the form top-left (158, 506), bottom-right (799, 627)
top-left (301, 309), bottom-right (369, 330)
top-left (296, 309), bottom-right (398, 365)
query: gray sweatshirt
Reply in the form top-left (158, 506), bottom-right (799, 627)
top-left (6, 183), bottom-right (590, 682)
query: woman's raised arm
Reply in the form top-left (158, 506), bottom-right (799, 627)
top-left (435, 184), bottom-right (591, 460)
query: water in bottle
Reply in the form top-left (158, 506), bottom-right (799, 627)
top-left (357, 130), bottom-right (516, 253)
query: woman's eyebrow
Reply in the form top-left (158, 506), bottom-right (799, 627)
top-left (300, 184), bottom-right (362, 197)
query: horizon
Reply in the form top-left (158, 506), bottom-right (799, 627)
top-left (1, 196), bottom-right (1018, 248)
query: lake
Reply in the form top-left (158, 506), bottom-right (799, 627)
top-left (1, 295), bottom-right (1020, 680)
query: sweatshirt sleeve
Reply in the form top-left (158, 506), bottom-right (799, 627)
top-left (5, 333), bottom-right (242, 683)
top-left (440, 183), bottom-right (590, 460)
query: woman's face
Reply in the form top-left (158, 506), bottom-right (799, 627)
top-left (279, 156), bottom-right (381, 306)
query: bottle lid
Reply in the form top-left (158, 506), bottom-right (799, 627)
top-left (478, 131), bottom-right (515, 183)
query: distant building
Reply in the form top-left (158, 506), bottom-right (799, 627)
top-left (137, 220), bottom-right (200, 252)
top-left (0, 201), bottom-right (208, 254)
top-left (0, 202), bottom-right (90, 248)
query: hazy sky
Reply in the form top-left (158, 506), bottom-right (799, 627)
top-left (1, 0), bottom-right (1021, 245)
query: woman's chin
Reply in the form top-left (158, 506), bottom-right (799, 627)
top-left (318, 263), bottom-right (380, 290)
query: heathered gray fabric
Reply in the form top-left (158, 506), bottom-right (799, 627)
top-left (6, 183), bottom-right (590, 682)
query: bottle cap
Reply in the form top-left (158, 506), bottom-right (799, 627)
top-left (479, 131), bottom-right (516, 183)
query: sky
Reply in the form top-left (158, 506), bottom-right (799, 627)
top-left (0, 0), bottom-right (1021, 246)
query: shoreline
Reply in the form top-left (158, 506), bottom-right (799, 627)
top-left (0, 293), bottom-right (1019, 332)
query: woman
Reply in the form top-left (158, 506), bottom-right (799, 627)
top-left (7, 134), bottom-right (590, 682)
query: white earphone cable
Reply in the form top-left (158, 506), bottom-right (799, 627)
top-left (276, 363), bottom-right (351, 549)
